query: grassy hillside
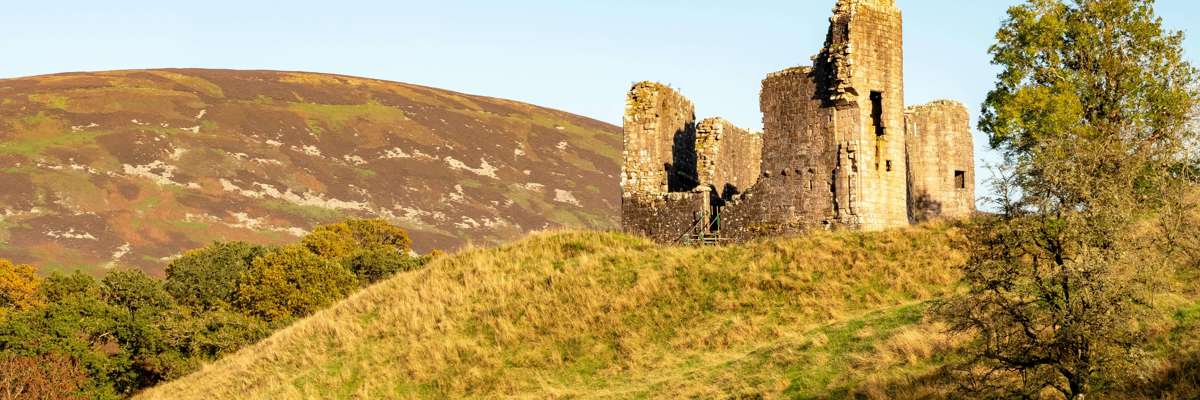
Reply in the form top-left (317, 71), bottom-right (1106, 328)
top-left (0, 69), bottom-right (620, 275)
top-left (136, 224), bottom-right (973, 399)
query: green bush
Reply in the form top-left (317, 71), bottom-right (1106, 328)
top-left (39, 271), bottom-right (101, 304)
top-left (102, 270), bottom-right (174, 316)
top-left (235, 245), bottom-right (358, 322)
top-left (0, 281), bottom-right (125, 399)
top-left (165, 242), bottom-right (265, 311)
top-left (343, 248), bottom-right (429, 286)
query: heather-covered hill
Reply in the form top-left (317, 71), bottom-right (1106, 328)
top-left (0, 69), bottom-right (621, 274)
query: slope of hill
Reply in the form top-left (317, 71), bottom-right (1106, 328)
top-left (0, 69), bottom-right (621, 275)
top-left (136, 225), bottom-right (974, 399)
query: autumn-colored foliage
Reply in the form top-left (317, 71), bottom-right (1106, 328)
top-left (303, 218), bottom-right (413, 259)
top-left (0, 259), bottom-right (42, 317)
top-left (0, 353), bottom-right (88, 400)
top-left (235, 245), bottom-right (358, 322)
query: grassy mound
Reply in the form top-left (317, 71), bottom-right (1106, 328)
top-left (136, 224), bottom-right (969, 399)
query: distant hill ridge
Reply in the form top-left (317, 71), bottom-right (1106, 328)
top-left (0, 69), bottom-right (621, 274)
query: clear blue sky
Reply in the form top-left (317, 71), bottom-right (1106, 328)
top-left (3, 0), bottom-right (1199, 198)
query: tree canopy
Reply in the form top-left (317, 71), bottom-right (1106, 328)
top-left (941, 0), bottom-right (1199, 398)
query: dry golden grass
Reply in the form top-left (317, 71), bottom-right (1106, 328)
top-left (136, 219), bottom-right (1200, 399)
top-left (135, 224), bottom-right (968, 399)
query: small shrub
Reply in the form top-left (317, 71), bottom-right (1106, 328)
top-left (344, 248), bottom-right (430, 286)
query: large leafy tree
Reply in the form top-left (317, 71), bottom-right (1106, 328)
top-left (101, 270), bottom-right (174, 317)
top-left (939, 0), bottom-right (1199, 398)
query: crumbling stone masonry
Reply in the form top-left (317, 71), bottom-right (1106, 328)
top-left (621, 82), bottom-right (697, 195)
top-left (621, 0), bottom-right (975, 243)
top-left (905, 100), bottom-right (975, 221)
top-left (621, 83), bottom-right (709, 242)
top-left (695, 117), bottom-right (762, 206)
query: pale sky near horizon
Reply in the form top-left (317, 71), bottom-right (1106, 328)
top-left (3, 0), bottom-right (1199, 201)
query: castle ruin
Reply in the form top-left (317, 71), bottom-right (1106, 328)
top-left (621, 0), bottom-right (975, 243)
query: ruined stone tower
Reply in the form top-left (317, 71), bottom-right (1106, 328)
top-left (621, 0), bottom-right (974, 243)
top-left (827, 0), bottom-right (908, 230)
top-left (905, 101), bottom-right (976, 221)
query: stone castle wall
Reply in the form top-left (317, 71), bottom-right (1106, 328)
top-left (905, 100), bottom-right (975, 221)
top-left (696, 118), bottom-right (762, 204)
top-left (621, 83), bottom-right (765, 242)
top-left (621, 191), bottom-right (708, 243)
top-left (621, 82), bottom-right (697, 196)
top-left (718, 67), bottom-right (850, 239)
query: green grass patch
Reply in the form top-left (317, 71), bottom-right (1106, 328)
top-left (260, 199), bottom-right (345, 223)
top-left (1174, 301), bottom-right (1200, 328)
top-left (288, 100), bottom-right (409, 136)
top-left (29, 93), bottom-right (69, 110)
top-left (784, 304), bottom-right (925, 398)
top-left (149, 71), bottom-right (225, 98)
top-left (135, 194), bottom-right (163, 212)
top-left (0, 129), bottom-right (103, 156)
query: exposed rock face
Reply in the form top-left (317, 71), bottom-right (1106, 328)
top-left (905, 101), bottom-right (975, 221)
top-left (0, 69), bottom-right (622, 274)
top-left (620, 0), bottom-right (974, 243)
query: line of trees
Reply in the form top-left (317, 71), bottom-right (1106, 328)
top-left (0, 219), bottom-right (434, 399)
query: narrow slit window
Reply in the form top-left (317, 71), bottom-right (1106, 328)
top-left (885, 160), bottom-right (893, 172)
top-left (954, 170), bottom-right (967, 189)
top-left (870, 91), bottom-right (885, 136)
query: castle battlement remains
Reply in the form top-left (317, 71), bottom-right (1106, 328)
top-left (621, 0), bottom-right (975, 243)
